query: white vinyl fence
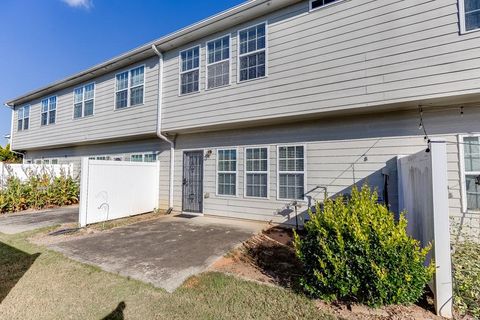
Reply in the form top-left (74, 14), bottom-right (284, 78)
top-left (397, 139), bottom-right (453, 318)
top-left (0, 162), bottom-right (74, 188)
top-left (79, 158), bottom-right (160, 227)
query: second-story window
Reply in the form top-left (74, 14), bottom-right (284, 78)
top-left (207, 36), bottom-right (230, 89)
top-left (41, 96), bottom-right (56, 126)
top-left (238, 23), bottom-right (266, 82)
top-left (17, 105), bottom-right (30, 131)
top-left (74, 83), bottom-right (95, 119)
top-left (310, 0), bottom-right (340, 10)
top-left (180, 46), bottom-right (200, 95)
top-left (461, 0), bottom-right (480, 32)
top-left (115, 65), bottom-right (145, 109)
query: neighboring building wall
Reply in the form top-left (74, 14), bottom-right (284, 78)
top-left (162, 0), bottom-right (480, 132)
top-left (12, 56), bottom-right (160, 150)
top-left (159, 107), bottom-right (479, 237)
top-left (25, 138), bottom-right (168, 179)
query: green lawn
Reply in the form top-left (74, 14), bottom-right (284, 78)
top-left (0, 229), bottom-right (333, 320)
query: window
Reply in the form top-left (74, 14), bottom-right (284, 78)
top-left (217, 149), bottom-right (237, 196)
top-left (245, 147), bottom-right (269, 198)
top-left (17, 105), bottom-right (30, 131)
top-left (460, 0), bottom-right (480, 32)
top-left (131, 154), bottom-right (143, 162)
top-left (206, 35), bottom-right (230, 89)
top-left (41, 96), bottom-right (56, 126)
top-left (179, 46), bottom-right (200, 94)
top-left (115, 65), bottom-right (145, 109)
top-left (51, 159), bottom-right (59, 165)
top-left (74, 83), bottom-right (95, 118)
top-left (310, 0), bottom-right (341, 10)
top-left (238, 23), bottom-right (266, 82)
top-left (278, 145), bottom-right (305, 200)
top-left (461, 136), bottom-right (480, 211)
top-left (144, 154), bottom-right (157, 162)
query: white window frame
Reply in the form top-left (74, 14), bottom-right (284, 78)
top-left (458, 134), bottom-right (480, 212)
top-left (244, 146), bottom-right (270, 199)
top-left (459, 0), bottom-right (480, 34)
top-left (216, 148), bottom-right (238, 197)
top-left (40, 96), bottom-right (57, 126)
top-left (276, 144), bottom-right (307, 201)
top-left (17, 105), bottom-right (30, 131)
top-left (237, 21), bottom-right (268, 83)
top-left (309, 0), bottom-right (346, 12)
top-left (206, 34), bottom-right (231, 90)
top-left (179, 45), bottom-right (201, 95)
top-left (73, 82), bottom-right (95, 119)
top-left (114, 65), bottom-right (146, 110)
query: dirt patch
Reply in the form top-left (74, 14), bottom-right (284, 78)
top-left (211, 226), bottom-right (442, 320)
top-left (29, 211), bottom-right (170, 246)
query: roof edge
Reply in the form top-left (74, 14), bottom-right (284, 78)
top-left (5, 0), bottom-right (282, 107)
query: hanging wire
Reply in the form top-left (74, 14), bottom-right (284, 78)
top-left (418, 105), bottom-right (431, 152)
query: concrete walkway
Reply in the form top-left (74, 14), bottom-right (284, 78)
top-left (0, 206), bottom-right (78, 234)
top-left (50, 215), bottom-right (265, 292)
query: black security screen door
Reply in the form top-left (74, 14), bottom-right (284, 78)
top-left (182, 151), bottom-right (204, 213)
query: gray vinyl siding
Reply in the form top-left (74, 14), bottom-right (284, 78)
top-left (25, 138), bottom-right (168, 179)
top-left (158, 107), bottom-right (479, 236)
top-left (161, 0), bottom-right (480, 132)
top-left (12, 57), bottom-right (159, 150)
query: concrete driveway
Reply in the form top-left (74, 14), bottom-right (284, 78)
top-left (0, 206), bottom-right (78, 234)
top-left (50, 215), bottom-right (265, 292)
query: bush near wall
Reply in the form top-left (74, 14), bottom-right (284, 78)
top-left (294, 185), bottom-right (434, 307)
top-left (0, 173), bottom-right (79, 214)
top-left (452, 240), bottom-right (480, 318)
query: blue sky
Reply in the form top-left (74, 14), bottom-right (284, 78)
top-left (0, 0), bottom-right (244, 146)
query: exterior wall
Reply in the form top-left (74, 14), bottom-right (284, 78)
top-left (12, 56), bottom-right (160, 150)
top-left (161, 0), bottom-right (480, 132)
top-left (25, 138), bottom-right (168, 180)
top-left (159, 107), bottom-right (480, 237)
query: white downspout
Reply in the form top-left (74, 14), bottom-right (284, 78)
top-left (152, 44), bottom-right (175, 210)
top-left (8, 104), bottom-right (14, 151)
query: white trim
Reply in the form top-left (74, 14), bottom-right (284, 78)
top-left (276, 144), bottom-right (307, 201)
top-left (237, 21), bottom-right (268, 84)
top-left (309, 0), bottom-right (348, 12)
top-left (458, 133), bottom-right (480, 213)
top-left (72, 82), bottom-right (96, 120)
top-left (216, 147), bottom-right (239, 197)
top-left (114, 64), bottom-right (146, 110)
top-left (458, 0), bottom-right (480, 34)
top-left (40, 95), bottom-right (57, 126)
top-left (205, 34), bottom-right (232, 90)
top-left (179, 45), bottom-right (201, 96)
top-left (244, 146), bottom-right (270, 199)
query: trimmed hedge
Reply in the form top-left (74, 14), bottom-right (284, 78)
top-left (294, 185), bottom-right (434, 306)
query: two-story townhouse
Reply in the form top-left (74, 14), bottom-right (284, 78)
top-left (5, 0), bottom-right (480, 236)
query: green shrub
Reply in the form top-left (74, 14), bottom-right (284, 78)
top-left (0, 171), bottom-right (79, 214)
top-left (452, 240), bottom-right (480, 318)
top-left (294, 185), bottom-right (434, 307)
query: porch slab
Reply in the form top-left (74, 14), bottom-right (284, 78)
top-left (49, 215), bottom-right (265, 292)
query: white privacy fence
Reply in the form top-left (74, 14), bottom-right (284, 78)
top-left (0, 162), bottom-right (74, 188)
top-left (79, 158), bottom-right (160, 227)
top-left (397, 139), bottom-right (453, 318)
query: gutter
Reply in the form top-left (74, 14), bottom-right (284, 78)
top-left (152, 44), bottom-right (176, 211)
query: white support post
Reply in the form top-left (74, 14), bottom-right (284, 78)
top-left (430, 139), bottom-right (453, 318)
top-left (78, 157), bottom-right (90, 227)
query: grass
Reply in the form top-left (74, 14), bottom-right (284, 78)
top-left (0, 229), bottom-right (334, 320)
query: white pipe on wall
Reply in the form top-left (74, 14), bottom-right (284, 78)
top-left (152, 44), bottom-right (175, 210)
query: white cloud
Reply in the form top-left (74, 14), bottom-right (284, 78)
top-left (62, 0), bottom-right (93, 9)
